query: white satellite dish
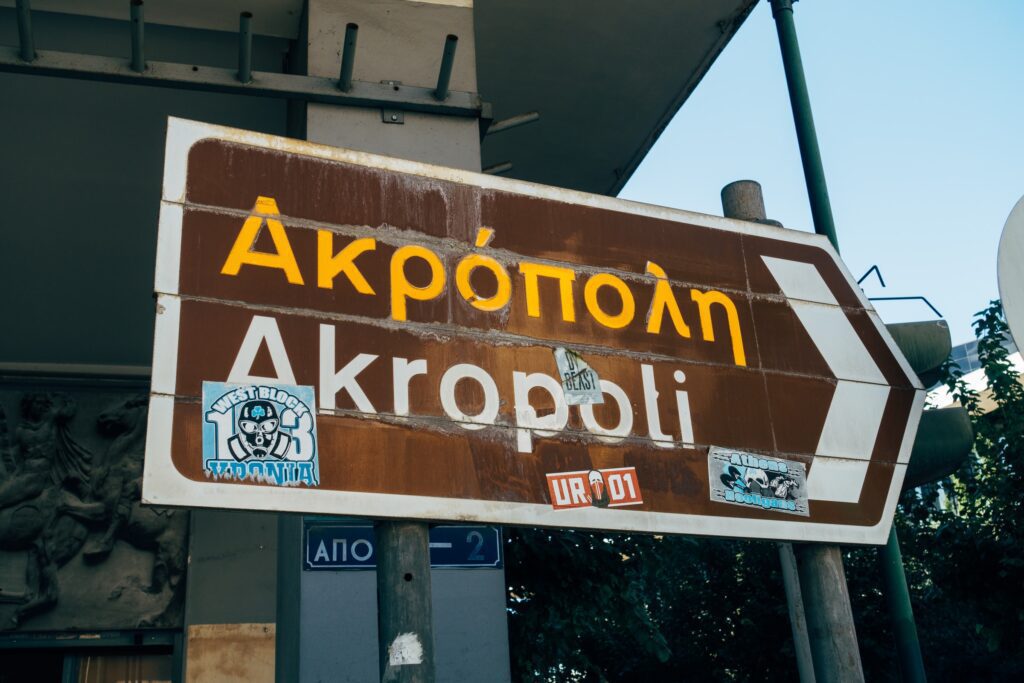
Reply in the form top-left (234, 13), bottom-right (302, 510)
top-left (998, 195), bottom-right (1024, 347)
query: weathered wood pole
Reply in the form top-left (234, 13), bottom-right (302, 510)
top-left (721, 180), bottom-right (816, 683)
top-left (376, 521), bottom-right (435, 683)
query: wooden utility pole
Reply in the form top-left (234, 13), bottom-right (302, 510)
top-left (794, 545), bottom-right (865, 681)
top-left (376, 522), bottom-right (435, 683)
top-left (721, 180), bottom-right (816, 683)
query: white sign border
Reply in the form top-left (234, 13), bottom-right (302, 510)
top-left (144, 117), bottom-right (923, 545)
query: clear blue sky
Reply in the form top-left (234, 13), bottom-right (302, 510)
top-left (620, 0), bottom-right (1024, 345)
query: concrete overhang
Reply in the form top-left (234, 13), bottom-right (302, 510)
top-left (476, 0), bottom-right (758, 195)
top-left (2, 0), bottom-right (758, 195)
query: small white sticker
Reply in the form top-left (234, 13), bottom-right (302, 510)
top-left (553, 348), bottom-right (604, 406)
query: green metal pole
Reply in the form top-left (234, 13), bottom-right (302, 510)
top-left (879, 526), bottom-right (928, 682)
top-left (769, 2), bottom-right (926, 679)
top-left (768, 0), bottom-right (839, 251)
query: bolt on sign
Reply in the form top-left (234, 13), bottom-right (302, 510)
top-left (144, 118), bottom-right (925, 544)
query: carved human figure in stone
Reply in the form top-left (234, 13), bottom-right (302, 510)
top-left (0, 394), bottom-right (84, 507)
top-left (0, 394), bottom-right (102, 626)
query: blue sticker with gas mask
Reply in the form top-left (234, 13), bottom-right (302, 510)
top-left (201, 382), bottom-right (319, 487)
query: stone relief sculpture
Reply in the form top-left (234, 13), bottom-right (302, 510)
top-left (0, 391), bottom-right (188, 629)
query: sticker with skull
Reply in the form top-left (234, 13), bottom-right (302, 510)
top-left (202, 382), bottom-right (320, 487)
top-left (228, 399), bottom-right (292, 460)
top-left (707, 446), bottom-right (809, 516)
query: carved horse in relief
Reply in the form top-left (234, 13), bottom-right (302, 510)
top-left (85, 396), bottom-right (188, 597)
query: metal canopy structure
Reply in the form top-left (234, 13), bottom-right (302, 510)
top-left (1, 0), bottom-right (758, 195)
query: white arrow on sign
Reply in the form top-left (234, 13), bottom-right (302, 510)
top-left (763, 257), bottom-right (891, 504)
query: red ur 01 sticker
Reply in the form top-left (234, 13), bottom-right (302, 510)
top-left (546, 467), bottom-right (644, 510)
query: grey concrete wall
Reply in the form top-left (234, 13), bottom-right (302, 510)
top-left (185, 510), bottom-right (279, 626)
top-left (0, 9), bottom-right (290, 366)
top-left (305, 0), bottom-right (481, 171)
top-left (299, 568), bottom-right (510, 683)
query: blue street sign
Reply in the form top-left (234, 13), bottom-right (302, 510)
top-left (304, 523), bottom-right (502, 571)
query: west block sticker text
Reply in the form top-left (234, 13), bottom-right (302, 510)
top-left (202, 382), bottom-right (320, 486)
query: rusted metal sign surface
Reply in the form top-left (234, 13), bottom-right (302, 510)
top-left (144, 118), bottom-right (924, 544)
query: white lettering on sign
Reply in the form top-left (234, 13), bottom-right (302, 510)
top-left (226, 314), bottom-right (698, 453)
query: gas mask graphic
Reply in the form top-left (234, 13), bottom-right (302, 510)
top-left (233, 400), bottom-right (286, 459)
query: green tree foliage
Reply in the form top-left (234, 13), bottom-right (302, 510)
top-left (505, 300), bottom-right (1024, 681)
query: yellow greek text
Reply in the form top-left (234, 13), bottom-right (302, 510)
top-left (390, 245), bottom-right (446, 321)
top-left (583, 273), bottom-right (635, 329)
top-left (456, 255), bottom-right (511, 312)
top-left (519, 262), bottom-right (576, 322)
top-left (690, 289), bottom-right (746, 366)
top-left (645, 261), bottom-right (691, 338)
top-left (221, 196), bottom-right (304, 285)
top-left (317, 232), bottom-right (376, 294)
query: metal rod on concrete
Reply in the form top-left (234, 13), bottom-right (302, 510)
top-left (721, 180), bottom-right (816, 683)
top-left (376, 521), bottom-right (435, 683)
top-left (433, 34), bottom-right (458, 101)
top-left (483, 161), bottom-right (513, 175)
top-left (130, 0), bottom-right (145, 73)
top-left (16, 0), bottom-right (35, 63)
top-left (768, 0), bottom-right (838, 251)
top-left (338, 23), bottom-right (358, 92)
top-left (879, 526), bottom-right (927, 682)
top-left (486, 111), bottom-right (540, 135)
top-left (794, 544), bottom-right (865, 682)
top-left (238, 12), bottom-right (253, 84)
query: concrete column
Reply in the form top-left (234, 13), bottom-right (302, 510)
top-left (183, 511), bottom-right (279, 683)
top-left (294, 3), bottom-right (509, 682)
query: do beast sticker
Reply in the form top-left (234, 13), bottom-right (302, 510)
top-left (708, 446), bottom-right (808, 516)
top-left (202, 382), bottom-right (320, 487)
top-left (546, 467), bottom-right (644, 510)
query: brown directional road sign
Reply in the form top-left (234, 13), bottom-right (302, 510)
top-left (144, 118), bottom-right (924, 544)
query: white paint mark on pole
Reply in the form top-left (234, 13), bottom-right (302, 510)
top-left (388, 632), bottom-right (424, 666)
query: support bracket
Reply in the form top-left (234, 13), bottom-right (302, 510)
top-left (0, 47), bottom-right (491, 120)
